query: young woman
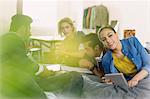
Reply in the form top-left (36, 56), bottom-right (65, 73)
top-left (57, 17), bottom-right (85, 66)
top-left (98, 26), bottom-right (150, 87)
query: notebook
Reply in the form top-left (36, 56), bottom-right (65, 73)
top-left (45, 64), bottom-right (92, 74)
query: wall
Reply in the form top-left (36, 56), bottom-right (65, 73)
top-left (57, 0), bottom-right (83, 31)
top-left (0, 0), bottom-right (17, 35)
top-left (23, 0), bottom-right (58, 36)
top-left (0, 0), bottom-right (149, 45)
top-left (55, 0), bottom-right (150, 45)
top-left (81, 0), bottom-right (150, 45)
top-left (23, 0), bottom-right (83, 36)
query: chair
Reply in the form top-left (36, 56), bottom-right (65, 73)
top-left (29, 47), bottom-right (42, 62)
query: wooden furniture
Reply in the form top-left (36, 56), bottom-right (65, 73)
top-left (30, 36), bottom-right (64, 63)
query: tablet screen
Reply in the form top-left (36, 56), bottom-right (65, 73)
top-left (105, 73), bottom-right (128, 87)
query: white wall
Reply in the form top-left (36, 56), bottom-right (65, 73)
top-left (81, 0), bottom-right (150, 45)
top-left (23, 0), bottom-right (83, 36)
top-left (1, 0), bottom-right (149, 45)
top-left (23, 0), bottom-right (58, 36)
top-left (83, 0), bottom-right (150, 44)
top-left (57, 0), bottom-right (83, 31)
top-left (0, 0), bottom-right (17, 35)
top-left (56, 0), bottom-right (150, 45)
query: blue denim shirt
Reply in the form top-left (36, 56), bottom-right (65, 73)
top-left (101, 37), bottom-right (150, 80)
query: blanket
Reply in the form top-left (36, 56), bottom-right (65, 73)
top-left (82, 75), bottom-right (150, 99)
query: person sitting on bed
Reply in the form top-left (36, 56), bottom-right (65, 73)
top-left (97, 25), bottom-right (150, 87)
top-left (97, 25), bottom-right (150, 98)
top-left (81, 26), bottom-right (150, 99)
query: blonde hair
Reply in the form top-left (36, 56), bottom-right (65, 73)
top-left (58, 17), bottom-right (76, 36)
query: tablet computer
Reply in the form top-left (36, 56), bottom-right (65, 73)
top-left (105, 73), bottom-right (128, 87)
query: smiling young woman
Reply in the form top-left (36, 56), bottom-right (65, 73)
top-left (98, 25), bottom-right (150, 85)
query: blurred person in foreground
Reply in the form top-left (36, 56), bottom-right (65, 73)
top-left (0, 14), bottom-right (47, 99)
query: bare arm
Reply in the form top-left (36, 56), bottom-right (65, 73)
top-left (128, 69), bottom-right (148, 87)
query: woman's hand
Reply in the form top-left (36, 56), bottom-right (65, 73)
top-left (128, 69), bottom-right (148, 87)
top-left (128, 79), bottom-right (139, 87)
top-left (102, 77), bottom-right (113, 85)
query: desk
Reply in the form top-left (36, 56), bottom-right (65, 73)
top-left (30, 36), bottom-right (64, 48)
top-left (44, 64), bottom-right (92, 74)
top-left (30, 36), bottom-right (64, 62)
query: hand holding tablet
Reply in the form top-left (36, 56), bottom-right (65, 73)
top-left (104, 73), bottom-right (128, 87)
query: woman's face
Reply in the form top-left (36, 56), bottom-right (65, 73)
top-left (61, 22), bottom-right (73, 37)
top-left (99, 28), bottom-right (119, 50)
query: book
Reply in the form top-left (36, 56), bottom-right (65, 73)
top-left (45, 64), bottom-right (92, 74)
top-left (104, 73), bottom-right (128, 87)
